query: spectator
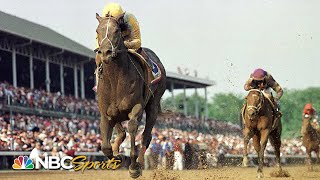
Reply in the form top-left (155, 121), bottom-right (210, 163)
top-left (173, 138), bottom-right (183, 170)
top-left (29, 142), bottom-right (45, 169)
top-left (184, 139), bottom-right (193, 169)
top-left (161, 136), bottom-right (173, 169)
top-left (150, 138), bottom-right (161, 169)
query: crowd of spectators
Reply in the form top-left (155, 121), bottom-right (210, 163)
top-left (0, 81), bottom-right (310, 170)
top-left (0, 114), bottom-right (100, 153)
top-left (0, 82), bottom-right (99, 116)
top-left (157, 113), bottom-right (241, 135)
top-left (0, 113), bottom-right (307, 156)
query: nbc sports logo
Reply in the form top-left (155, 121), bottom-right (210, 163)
top-left (12, 156), bottom-right (34, 170)
top-left (13, 155), bottom-right (73, 170)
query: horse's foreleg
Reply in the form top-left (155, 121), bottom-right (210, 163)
top-left (257, 129), bottom-right (269, 178)
top-left (128, 103), bottom-right (143, 178)
top-left (307, 150), bottom-right (313, 171)
top-left (100, 116), bottom-right (115, 159)
top-left (242, 127), bottom-right (253, 167)
top-left (112, 122), bottom-right (126, 157)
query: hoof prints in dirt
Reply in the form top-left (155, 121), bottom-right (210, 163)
top-left (149, 169), bottom-right (180, 180)
top-left (270, 170), bottom-right (291, 177)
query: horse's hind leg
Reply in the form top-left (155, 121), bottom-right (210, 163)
top-left (137, 100), bottom-right (159, 167)
top-left (112, 122), bottom-right (126, 159)
top-left (242, 127), bottom-right (253, 167)
top-left (269, 129), bottom-right (282, 172)
top-left (316, 148), bottom-right (320, 164)
top-left (100, 116), bottom-right (116, 160)
top-left (128, 103), bottom-right (143, 178)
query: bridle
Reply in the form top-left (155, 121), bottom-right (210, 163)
top-left (246, 89), bottom-right (264, 115)
top-left (95, 16), bottom-right (127, 58)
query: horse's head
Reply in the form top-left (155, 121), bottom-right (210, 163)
top-left (246, 89), bottom-right (264, 120)
top-left (301, 114), bottom-right (312, 135)
top-left (95, 13), bottom-right (126, 63)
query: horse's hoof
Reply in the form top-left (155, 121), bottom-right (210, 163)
top-left (256, 172), bottom-right (264, 178)
top-left (114, 154), bottom-right (125, 167)
top-left (242, 158), bottom-right (248, 167)
top-left (137, 156), bottom-right (145, 166)
top-left (129, 163), bottom-right (142, 179)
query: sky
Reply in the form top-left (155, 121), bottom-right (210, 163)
top-left (0, 0), bottom-right (319, 98)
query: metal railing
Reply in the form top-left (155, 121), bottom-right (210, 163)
top-left (0, 95), bottom-right (99, 120)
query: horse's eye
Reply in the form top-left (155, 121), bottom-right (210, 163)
top-left (95, 49), bottom-right (102, 54)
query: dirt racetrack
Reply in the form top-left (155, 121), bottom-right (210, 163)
top-left (1, 165), bottom-right (320, 180)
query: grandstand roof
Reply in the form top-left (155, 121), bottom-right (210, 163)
top-left (166, 72), bottom-right (215, 89)
top-left (0, 10), bottom-right (215, 89)
top-left (0, 11), bottom-right (95, 58)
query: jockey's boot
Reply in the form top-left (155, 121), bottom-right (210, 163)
top-left (272, 104), bottom-right (282, 129)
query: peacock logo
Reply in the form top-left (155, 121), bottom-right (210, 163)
top-left (12, 156), bottom-right (34, 170)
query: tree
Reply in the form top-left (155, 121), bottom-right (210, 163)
top-left (161, 93), bottom-right (206, 118)
top-left (208, 93), bottom-right (244, 124)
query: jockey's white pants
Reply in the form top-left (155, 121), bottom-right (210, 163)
top-left (173, 151), bottom-right (183, 170)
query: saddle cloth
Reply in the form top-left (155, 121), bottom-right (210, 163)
top-left (127, 49), bottom-right (162, 85)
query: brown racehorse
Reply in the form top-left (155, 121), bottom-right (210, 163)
top-left (95, 13), bottom-right (167, 178)
top-left (301, 114), bottom-right (320, 170)
top-left (242, 89), bottom-right (282, 178)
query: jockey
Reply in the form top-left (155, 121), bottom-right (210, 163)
top-left (303, 103), bottom-right (319, 129)
top-left (93, 3), bottom-right (142, 92)
top-left (244, 68), bottom-right (283, 122)
top-left (303, 103), bottom-right (316, 118)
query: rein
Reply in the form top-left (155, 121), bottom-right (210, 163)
top-left (247, 89), bottom-right (264, 114)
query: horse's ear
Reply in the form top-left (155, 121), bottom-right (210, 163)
top-left (116, 12), bottom-right (126, 22)
top-left (96, 13), bottom-right (103, 23)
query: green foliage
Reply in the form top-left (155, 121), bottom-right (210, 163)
top-left (208, 93), bottom-right (244, 124)
top-left (161, 93), bottom-right (206, 117)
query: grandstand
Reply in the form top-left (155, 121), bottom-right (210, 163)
top-left (0, 10), bottom-right (230, 170)
top-left (0, 10), bottom-right (214, 118)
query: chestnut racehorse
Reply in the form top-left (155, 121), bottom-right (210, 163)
top-left (242, 89), bottom-right (282, 178)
